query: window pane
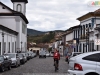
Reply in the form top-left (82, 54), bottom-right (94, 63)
top-left (82, 53), bottom-right (100, 62)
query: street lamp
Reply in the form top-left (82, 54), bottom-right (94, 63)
top-left (2, 32), bottom-right (4, 55)
top-left (21, 41), bottom-right (23, 52)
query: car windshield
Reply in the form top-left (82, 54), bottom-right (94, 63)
top-left (18, 54), bottom-right (23, 57)
top-left (46, 52), bottom-right (49, 54)
top-left (0, 56), bottom-right (3, 61)
top-left (4, 54), bottom-right (16, 58)
top-left (21, 53), bottom-right (25, 56)
top-left (40, 51), bottom-right (45, 54)
top-left (73, 53), bottom-right (81, 56)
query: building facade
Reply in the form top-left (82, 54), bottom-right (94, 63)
top-left (77, 9), bottom-right (100, 53)
top-left (0, 0), bottom-right (28, 55)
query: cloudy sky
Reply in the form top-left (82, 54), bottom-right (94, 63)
top-left (1, 0), bottom-right (100, 31)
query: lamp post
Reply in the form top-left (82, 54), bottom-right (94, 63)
top-left (21, 41), bottom-right (23, 52)
top-left (2, 32), bottom-right (4, 55)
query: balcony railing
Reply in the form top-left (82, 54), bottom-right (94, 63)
top-left (79, 35), bottom-right (87, 39)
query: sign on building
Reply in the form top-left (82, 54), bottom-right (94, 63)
top-left (95, 39), bottom-right (100, 45)
top-left (73, 40), bottom-right (76, 44)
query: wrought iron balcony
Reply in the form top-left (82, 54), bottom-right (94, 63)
top-left (79, 35), bottom-right (87, 39)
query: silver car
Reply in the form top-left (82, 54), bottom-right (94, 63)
top-left (20, 53), bottom-right (27, 62)
top-left (18, 53), bottom-right (26, 64)
top-left (4, 53), bottom-right (20, 67)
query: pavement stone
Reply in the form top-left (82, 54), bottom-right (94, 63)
top-left (0, 56), bottom-right (69, 75)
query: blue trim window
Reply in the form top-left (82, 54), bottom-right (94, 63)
top-left (74, 30), bottom-right (75, 39)
top-left (91, 18), bottom-right (94, 27)
top-left (76, 30), bottom-right (77, 38)
top-left (83, 25), bottom-right (85, 37)
top-left (89, 23), bottom-right (92, 28)
top-left (86, 24), bottom-right (88, 28)
top-left (79, 43), bottom-right (81, 52)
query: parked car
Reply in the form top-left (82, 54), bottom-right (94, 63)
top-left (18, 53), bottom-right (25, 64)
top-left (46, 52), bottom-right (50, 57)
top-left (33, 52), bottom-right (36, 57)
top-left (4, 53), bottom-right (20, 67)
top-left (20, 53), bottom-right (27, 62)
top-left (25, 53), bottom-right (29, 60)
top-left (27, 51), bottom-right (33, 59)
top-left (68, 51), bottom-right (100, 75)
top-left (31, 53), bottom-right (36, 58)
top-left (0, 55), bottom-right (12, 72)
top-left (67, 52), bottom-right (82, 63)
top-left (50, 52), bottom-right (54, 57)
top-left (39, 51), bottom-right (46, 58)
top-left (26, 52), bottom-right (30, 60)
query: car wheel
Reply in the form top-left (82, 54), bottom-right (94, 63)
top-left (8, 66), bottom-right (11, 70)
top-left (19, 63), bottom-right (20, 66)
top-left (85, 73), bottom-right (99, 75)
top-left (1, 66), bottom-right (5, 72)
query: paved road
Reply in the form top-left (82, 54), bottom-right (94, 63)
top-left (0, 56), bottom-right (69, 75)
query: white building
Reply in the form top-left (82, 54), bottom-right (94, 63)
top-left (61, 25), bottom-right (80, 56)
top-left (0, 0), bottom-right (28, 55)
top-left (77, 8), bottom-right (100, 52)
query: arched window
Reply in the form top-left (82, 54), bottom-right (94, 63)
top-left (17, 4), bottom-right (22, 12)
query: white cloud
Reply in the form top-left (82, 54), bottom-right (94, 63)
top-left (1, 0), bottom-right (100, 31)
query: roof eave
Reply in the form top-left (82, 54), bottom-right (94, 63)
top-left (77, 12), bottom-right (93, 21)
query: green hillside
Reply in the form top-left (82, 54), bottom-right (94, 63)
top-left (27, 31), bottom-right (55, 43)
top-left (27, 28), bottom-right (46, 36)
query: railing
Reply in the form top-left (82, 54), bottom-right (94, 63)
top-left (79, 35), bottom-right (87, 39)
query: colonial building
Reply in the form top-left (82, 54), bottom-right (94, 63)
top-left (77, 8), bottom-right (100, 52)
top-left (61, 25), bottom-right (80, 56)
top-left (0, 0), bottom-right (28, 55)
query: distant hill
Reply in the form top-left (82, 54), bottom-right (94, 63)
top-left (27, 28), bottom-right (46, 36)
top-left (27, 28), bottom-right (65, 36)
top-left (27, 28), bottom-right (65, 43)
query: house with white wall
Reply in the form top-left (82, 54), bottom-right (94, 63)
top-left (61, 25), bottom-right (80, 56)
top-left (77, 8), bottom-right (100, 53)
top-left (0, 0), bottom-right (28, 55)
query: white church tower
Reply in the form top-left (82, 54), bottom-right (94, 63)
top-left (10, 0), bottom-right (28, 52)
top-left (11, 0), bottom-right (28, 15)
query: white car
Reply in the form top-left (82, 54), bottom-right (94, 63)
top-left (67, 52), bottom-right (82, 63)
top-left (4, 53), bottom-right (20, 67)
top-left (68, 51), bottom-right (100, 75)
top-left (46, 52), bottom-right (50, 57)
top-left (39, 51), bottom-right (46, 58)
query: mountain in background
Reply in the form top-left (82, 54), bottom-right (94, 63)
top-left (27, 28), bottom-right (65, 36)
top-left (27, 28), bottom-right (46, 36)
top-left (27, 28), bottom-right (65, 43)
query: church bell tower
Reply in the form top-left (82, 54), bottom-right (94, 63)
top-left (11, 0), bottom-right (28, 15)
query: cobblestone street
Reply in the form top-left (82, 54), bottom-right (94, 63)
top-left (0, 57), bottom-right (69, 75)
